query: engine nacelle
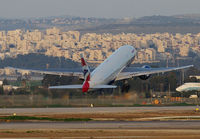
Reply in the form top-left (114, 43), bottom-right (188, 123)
top-left (139, 65), bottom-right (151, 80)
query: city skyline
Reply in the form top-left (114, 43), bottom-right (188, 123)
top-left (0, 27), bottom-right (199, 64)
top-left (0, 0), bottom-right (200, 19)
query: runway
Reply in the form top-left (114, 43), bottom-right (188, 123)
top-left (0, 106), bottom-right (197, 115)
top-left (1, 121), bottom-right (200, 130)
top-left (0, 106), bottom-right (200, 138)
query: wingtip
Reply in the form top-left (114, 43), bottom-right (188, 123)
top-left (187, 65), bottom-right (194, 68)
top-left (182, 65), bottom-right (194, 68)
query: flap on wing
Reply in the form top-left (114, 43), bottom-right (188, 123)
top-left (116, 65), bottom-right (193, 80)
top-left (93, 85), bottom-right (117, 88)
top-left (6, 67), bottom-right (83, 77)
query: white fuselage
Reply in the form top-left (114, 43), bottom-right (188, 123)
top-left (176, 82), bottom-right (200, 92)
top-left (89, 45), bottom-right (136, 88)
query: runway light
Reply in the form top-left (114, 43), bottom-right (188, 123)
top-left (90, 104), bottom-right (94, 108)
top-left (196, 106), bottom-right (199, 112)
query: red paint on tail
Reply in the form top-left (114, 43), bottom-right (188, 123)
top-left (82, 81), bottom-right (89, 92)
top-left (81, 58), bottom-right (86, 66)
top-left (86, 74), bottom-right (90, 82)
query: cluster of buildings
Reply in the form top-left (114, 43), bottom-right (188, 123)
top-left (0, 27), bottom-right (200, 64)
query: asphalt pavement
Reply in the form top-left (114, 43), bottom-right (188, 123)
top-left (0, 106), bottom-right (196, 115)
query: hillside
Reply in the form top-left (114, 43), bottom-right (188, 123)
top-left (0, 53), bottom-right (80, 69)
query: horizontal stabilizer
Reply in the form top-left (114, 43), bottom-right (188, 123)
top-left (49, 85), bottom-right (82, 89)
top-left (49, 84), bottom-right (117, 89)
top-left (92, 85), bottom-right (117, 88)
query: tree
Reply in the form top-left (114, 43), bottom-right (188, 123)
top-left (3, 78), bottom-right (9, 85)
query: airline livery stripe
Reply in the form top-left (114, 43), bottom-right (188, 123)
top-left (81, 58), bottom-right (86, 66)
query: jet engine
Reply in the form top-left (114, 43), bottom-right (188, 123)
top-left (139, 65), bottom-right (151, 80)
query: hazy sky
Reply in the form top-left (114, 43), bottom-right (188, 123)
top-left (0, 0), bottom-right (200, 18)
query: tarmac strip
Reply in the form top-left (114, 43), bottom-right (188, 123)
top-left (0, 129), bottom-right (200, 139)
top-left (1, 121), bottom-right (200, 130)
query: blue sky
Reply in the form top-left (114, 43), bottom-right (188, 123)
top-left (0, 0), bottom-right (200, 18)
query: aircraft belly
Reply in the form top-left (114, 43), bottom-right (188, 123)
top-left (90, 45), bottom-right (135, 87)
top-left (90, 62), bottom-right (127, 87)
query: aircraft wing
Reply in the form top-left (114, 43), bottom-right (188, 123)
top-left (116, 65), bottom-right (193, 80)
top-left (7, 67), bottom-right (83, 77)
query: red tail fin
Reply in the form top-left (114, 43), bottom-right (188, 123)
top-left (80, 54), bottom-right (90, 92)
top-left (82, 81), bottom-right (89, 92)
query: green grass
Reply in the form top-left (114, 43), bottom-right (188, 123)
top-left (26, 130), bottom-right (41, 133)
top-left (0, 116), bottom-right (91, 122)
top-left (1, 131), bottom-right (13, 133)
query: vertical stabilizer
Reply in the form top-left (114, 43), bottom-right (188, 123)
top-left (80, 54), bottom-right (90, 92)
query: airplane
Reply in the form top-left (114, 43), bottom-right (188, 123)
top-left (176, 82), bottom-right (200, 92)
top-left (8, 45), bottom-right (193, 93)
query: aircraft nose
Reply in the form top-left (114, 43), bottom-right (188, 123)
top-left (176, 87), bottom-right (181, 92)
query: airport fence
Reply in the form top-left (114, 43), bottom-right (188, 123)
top-left (0, 95), bottom-right (199, 107)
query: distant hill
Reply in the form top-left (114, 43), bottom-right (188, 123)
top-left (132, 15), bottom-right (195, 24)
top-left (0, 16), bottom-right (119, 31)
top-left (0, 53), bottom-right (80, 69)
top-left (79, 15), bottom-right (200, 34)
top-left (1, 15), bottom-right (200, 33)
top-left (173, 14), bottom-right (200, 20)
